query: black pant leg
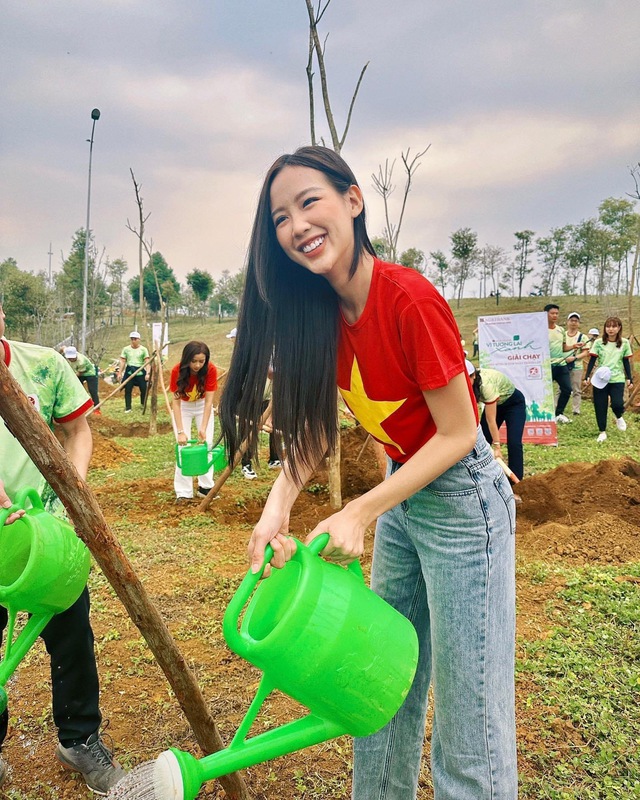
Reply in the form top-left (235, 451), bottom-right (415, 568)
top-left (83, 375), bottom-right (100, 406)
top-left (135, 373), bottom-right (147, 406)
top-left (552, 365), bottom-right (572, 415)
top-left (123, 368), bottom-right (135, 410)
top-left (609, 383), bottom-right (625, 418)
top-left (40, 587), bottom-right (101, 746)
top-left (498, 390), bottom-right (526, 480)
top-left (592, 386), bottom-right (609, 431)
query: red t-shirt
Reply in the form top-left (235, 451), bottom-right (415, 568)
top-left (170, 362), bottom-right (218, 401)
top-left (337, 260), bottom-right (477, 462)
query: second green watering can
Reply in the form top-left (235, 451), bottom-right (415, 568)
top-left (0, 487), bottom-right (91, 713)
top-left (175, 442), bottom-right (227, 476)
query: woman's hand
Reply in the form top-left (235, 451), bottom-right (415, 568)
top-left (0, 480), bottom-right (26, 525)
top-left (248, 508), bottom-right (294, 575)
top-left (305, 502), bottom-right (368, 565)
top-left (197, 427), bottom-right (207, 442)
top-left (491, 442), bottom-right (503, 460)
top-left (177, 432), bottom-right (188, 445)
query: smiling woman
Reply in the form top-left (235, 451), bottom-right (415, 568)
top-left (219, 146), bottom-right (518, 800)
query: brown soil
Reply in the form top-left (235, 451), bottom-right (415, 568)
top-left (3, 420), bottom-right (640, 798)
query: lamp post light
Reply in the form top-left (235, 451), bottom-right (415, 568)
top-left (80, 107), bottom-right (101, 353)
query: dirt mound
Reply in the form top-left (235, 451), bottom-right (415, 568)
top-left (89, 415), bottom-right (174, 438)
top-left (90, 430), bottom-right (137, 470)
top-left (516, 458), bottom-right (640, 563)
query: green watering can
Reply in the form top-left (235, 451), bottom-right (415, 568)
top-left (108, 533), bottom-right (419, 800)
top-left (0, 488), bottom-right (91, 714)
top-left (175, 442), bottom-right (227, 477)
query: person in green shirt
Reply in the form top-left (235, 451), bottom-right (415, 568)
top-left (64, 346), bottom-right (100, 413)
top-left (119, 331), bottom-right (149, 413)
top-left (583, 316), bottom-right (633, 443)
top-left (467, 362), bottom-right (526, 481)
top-left (0, 300), bottom-right (126, 793)
top-left (545, 303), bottom-right (583, 424)
top-left (564, 313), bottom-right (591, 416)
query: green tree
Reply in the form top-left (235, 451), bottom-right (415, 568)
top-left (535, 227), bottom-right (569, 296)
top-left (510, 230), bottom-right (535, 300)
top-left (2, 268), bottom-right (47, 341)
top-left (211, 269), bottom-right (244, 317)
top-left (186, 269), bottom-right (214, 303)
top-left (56, 229), bottom-right (108, 337)
top-left (428, 250), bottom-right (449, 296)
top-left (598, 197), bottom-right (640, 295)
top-left (128, 252), bottom-right (180, 314)
top-left (371, 236), bottom-right (390, 260)
top-left (106, 257), bottom-right (128, 323)
top-left (450, 228), bottom-right (479, 307)
top-left (399, 247), bottom-right (425, 273)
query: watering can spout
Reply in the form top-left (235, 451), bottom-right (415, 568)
top-left (153, 715), bottom-right (345, 800)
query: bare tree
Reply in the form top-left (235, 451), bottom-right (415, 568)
top-left (626, 163), bottom-right (640, 340)
top-left (371, 147), bottom-right (431, 263)
top-left (304, 0), bottom-right (368, 153)
top-left (126, 168), bottom-right (149, 335)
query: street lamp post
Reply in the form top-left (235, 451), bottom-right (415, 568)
top-left (80, 108), bottom-right (101, 353)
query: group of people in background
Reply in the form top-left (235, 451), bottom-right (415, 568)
top-left (546, 304), bottom-right (633, 442)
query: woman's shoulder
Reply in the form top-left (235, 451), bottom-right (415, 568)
top-left (375, 259), bottom-right (441, 299)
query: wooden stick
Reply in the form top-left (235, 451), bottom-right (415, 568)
top-left (198, 401), bottom-right (272, 512)
top-left (87, 354), bottom-right (155, 415)
top-left (355, 433), bottom-right (372, 462)
top-left (0, 360), bottom-right (250, 800)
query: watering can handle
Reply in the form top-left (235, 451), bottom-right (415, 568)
top-left (0, 487), bottom-right (42, 527)
top-left (307, 533), bottom-right (364, 580)
top-left (223, 533), bottom-right (364, 650)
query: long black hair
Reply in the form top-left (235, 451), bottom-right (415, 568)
top-left (219, 146), bottom-right (375, 482)
top-left (175, 341), bottom-right (210, 398)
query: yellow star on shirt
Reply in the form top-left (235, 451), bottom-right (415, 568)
top-left (340, 357), bottom-right (407, 454)
top-left (186, 384), bottom-right (199, 401)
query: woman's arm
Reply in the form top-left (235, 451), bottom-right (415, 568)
top-left (172, 397), bottom-right (187, 444)
top-left (583, 355), bottom-right (598, 382)
top-left (482, 401), bottom-right (502, 458)
top-left (306, 371), bottom-right (478, 563)
top-left (248, 455), bottom-right (321, 573)
top-left (198, 391), bottom-right (215, 441)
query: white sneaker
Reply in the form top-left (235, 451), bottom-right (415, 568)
top-left (555, 414), bottom-right (571, 424)
top-left (597, 432), bottom-right (607, 443)
top-left (242, 464), bottom-right (257, 480)
top-left (616, 417), bottom-right (627, 432)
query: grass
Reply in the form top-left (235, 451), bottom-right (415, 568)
top-left (517, 563), bottom-right (640, 798)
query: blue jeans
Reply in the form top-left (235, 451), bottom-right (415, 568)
top-left (353, 429), bottom-right (517, 800)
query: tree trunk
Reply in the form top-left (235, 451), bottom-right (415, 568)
top-left (0, 361), bottom-right (250, 800)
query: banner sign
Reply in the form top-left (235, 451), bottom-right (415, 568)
top-left (478, 312), bottom-right (557, 445)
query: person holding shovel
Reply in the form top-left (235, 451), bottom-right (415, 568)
top-left (220, 146), bottom-right (517, 800)
top-left (170, 340), bottom-right (218, 501)
top-left (0, 301), bottom-right (126, 793)
top-left (119, 331), bottom-right (149, 413)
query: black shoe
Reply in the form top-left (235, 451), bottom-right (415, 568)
top-left (56, 730), bottom-right (126, 795)
top-left (197, 486), bottom-right (210, 497)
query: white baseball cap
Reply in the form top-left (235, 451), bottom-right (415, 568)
top-left (591, 366), bottom-right (612, 389)
top-left (588, 328), bottom-right (600, 336)
top-left (465, 359), bottom-right (476, 376)
top-left (567, 312), bottom-right (580, 320)
top-left (225, 327), bottom-right (237, 339)
top-left (129, 331), bottom-right (141, 339)
top-left (64, 346), bottom-right (78, 359)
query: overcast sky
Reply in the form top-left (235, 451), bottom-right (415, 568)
top-left (1, 0), bottom-right (638, 294)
